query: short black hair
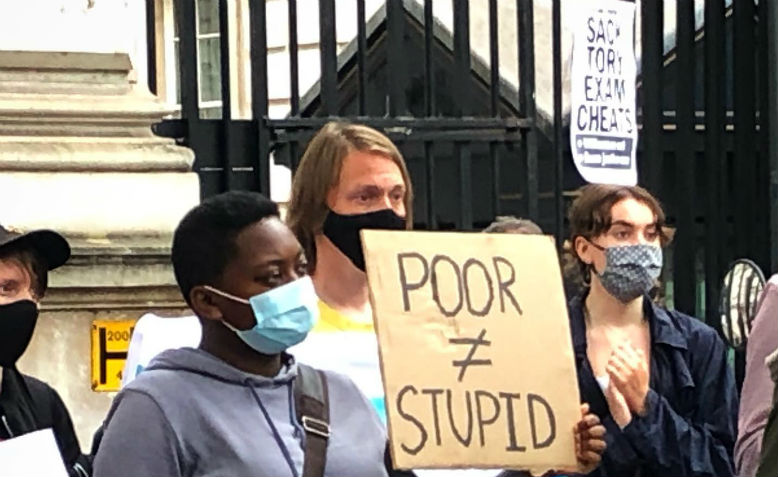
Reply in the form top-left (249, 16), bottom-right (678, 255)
top-left (172, 191), bottom-right (280, 305)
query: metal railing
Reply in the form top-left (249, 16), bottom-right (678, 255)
top-left (146, 0), bottom-right (775, 332)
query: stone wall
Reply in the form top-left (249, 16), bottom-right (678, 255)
top-left (0, 49), bottom-right (198, 448)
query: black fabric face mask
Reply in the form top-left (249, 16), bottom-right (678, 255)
top-left (322, 209), bottom-right (406, 271)
top-left (0, 300), bottom-right (39, 367)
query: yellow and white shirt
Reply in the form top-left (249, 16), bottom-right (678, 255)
top-left (289, 301), bottom-right (386, 422)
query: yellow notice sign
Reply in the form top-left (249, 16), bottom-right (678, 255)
top-left (362, 230), bottom-right (580, 472)
top-left (91, 320), bottom-right (136, 392)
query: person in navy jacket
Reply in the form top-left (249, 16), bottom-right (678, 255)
top-left (565, 184), bottom-right (737, 477)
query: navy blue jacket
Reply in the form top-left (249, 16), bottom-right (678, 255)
top-left (569, 294), bottom-right (738, 477)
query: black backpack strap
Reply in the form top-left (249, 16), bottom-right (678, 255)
top-left (294, 364), bottom-right (330, 477)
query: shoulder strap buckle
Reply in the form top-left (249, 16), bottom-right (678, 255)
top-left (301, 415), bottom-right (331, 438)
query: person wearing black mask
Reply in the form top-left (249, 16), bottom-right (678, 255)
top-left (0, 224), bottom-right (90, 477)
top-left (285, 121), bottom-right (411, 428)
top-left (286, 125), bottom-right (607, 477)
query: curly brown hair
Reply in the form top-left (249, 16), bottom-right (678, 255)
top-left (568, 184), bottom-right (672, 286)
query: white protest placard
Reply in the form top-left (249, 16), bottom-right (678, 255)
top-left (570, 0), bottom-right (638, 186)
top-left (0, 429), bottom-right (68, 477)
top-left (121, 313), bottom-right (202, 387)
top-left (362, 231), bottom-right (580, 473)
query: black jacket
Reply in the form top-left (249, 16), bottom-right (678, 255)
top-left (569, 294), bottom-right (738, 477)
top-left (0, 367), bottom-right (91, 477)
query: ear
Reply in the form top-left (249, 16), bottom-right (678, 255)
top-left (189, 286), bottom-right (224, 322)
top-left (574, 236), bottom-right (594, 265)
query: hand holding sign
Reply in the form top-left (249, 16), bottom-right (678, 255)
top-left (362, 231), bottom-right (581, 473)
top-left (574, 404), bottom-right (607, 474)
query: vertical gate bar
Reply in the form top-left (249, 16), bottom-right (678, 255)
top-left (288, 0), bottom-right (300, 115)
top-left (318, 0), bottom-right (337, 115)
top-left (357, 0), bottom-right (367, 115)
top-left (288, 140), bottom-right (300, 174)
top-left (453, 0), bottom-right (472, 228)
top-left (423, 0), bottom-right (436, 229)
top-left (287, 0), bottom-right (301, 190)
top-left (734, 0), bottom-right (756, 259)
top-left (452, 0), bottom-right (471, 116)
top-left (551, 0), bottom-right (563, 246)
top-left (424, 0), bottom-right (435, 117)
top-left (174, 0), bottom-right (199, 120)
top-left (386, 0), bottom-right (407, 116)
top-left (491, 142), bottom-right (501, 219)
top-left (769, 0), bottom-right (778, 272)
top-left (488, 0), bottom-right (499, 116)
top-left (250, 0), bottom-right (271, 195)
top-left (219, 0), bottom-right (234, 190)
top-left (757, 0), bottom-right (770, 272)
top-left (458, 142), bottom-right (474, 229)
top-left (425, 141), bottom-right (437, 229)
top-left (518, 0), bottom-right (538, 221)
top-left (146, 0), bottom-right (157, 95)
top-left (218, 0), bottom-right (232, 120)
top-left (640, 0), bottom-right (663, 194)
top-left (488, 0), bottom-right (500, 218)
top-left (674, 0), bottom-right (696, 314)
top-left (704, 0), bottom-right (725, 330)
top-left (288, 142), bottom-right (299, 173)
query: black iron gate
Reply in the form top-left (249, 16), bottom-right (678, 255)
top-left (148, 0), bottom-right (545, 234)
top-left (146, 0), bottom-right (775, 333)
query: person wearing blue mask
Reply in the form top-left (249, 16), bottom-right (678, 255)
top-left (93, 191), bottom-right (395, 477)
top-left (566, 184), bottom-right (737, 476)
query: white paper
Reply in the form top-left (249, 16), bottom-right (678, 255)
top-left (0, 429), bottom-right (68, 477)
top-left (570, 0), bottom-right (638, 186)
top-left (122, 313), bottom-right (202, 387)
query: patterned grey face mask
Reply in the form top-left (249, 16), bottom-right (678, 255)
top-left (591, 243), bottom-right (663, 303)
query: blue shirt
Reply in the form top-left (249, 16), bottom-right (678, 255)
top-left (568, 294), bottom-right (738, 477)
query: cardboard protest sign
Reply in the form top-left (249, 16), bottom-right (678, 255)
top-left (362, 231), bottom-right (580, 472)
top-left (570, 0), bottom-right (637, 186)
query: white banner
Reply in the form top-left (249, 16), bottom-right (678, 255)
top-left (570, 0), bottom-right (638, 186)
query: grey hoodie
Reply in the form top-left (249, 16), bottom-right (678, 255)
top-left (93, 347), bottom-right (388, 477)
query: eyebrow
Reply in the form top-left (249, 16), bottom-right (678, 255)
top-left (251, 251), bottom-right (307, 268)
top-left (610, 220), bottom-right (658, 229)
top-left (347, 184), bottom-right (382, 196)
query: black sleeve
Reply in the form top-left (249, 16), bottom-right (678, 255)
top-left (384, 441), bottom-right (417, 477)
top-left (24, 377), bottom-right (92, 477)
top-left (48, 387), bottom-right (92, 477)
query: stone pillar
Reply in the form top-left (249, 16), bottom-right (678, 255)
top-left (0, 49), bottom-right (198, 447)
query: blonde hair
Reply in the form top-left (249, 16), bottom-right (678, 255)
top-left (286, 122), bottom-right (414, 271)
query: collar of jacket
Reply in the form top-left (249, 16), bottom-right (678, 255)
top-left (569, 290), bottom-right (689, 356)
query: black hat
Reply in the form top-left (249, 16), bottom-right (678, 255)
top-left (0, 224), bottom-right (71, 271)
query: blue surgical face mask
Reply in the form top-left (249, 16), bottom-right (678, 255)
top-left (591, 243), bottom-right (663, 303)
top-left (204, 276), bottom-right (319, 355)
